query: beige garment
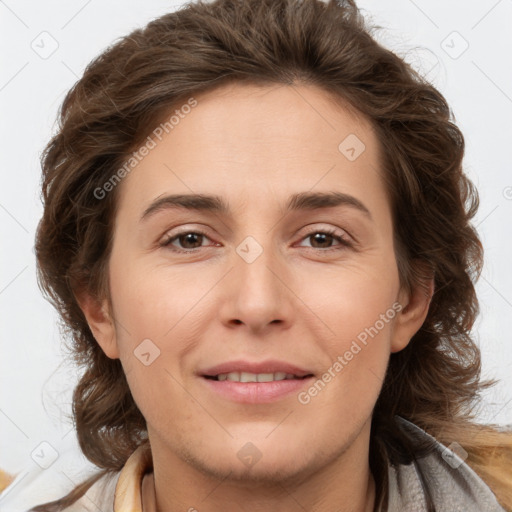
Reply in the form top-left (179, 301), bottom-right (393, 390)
top-left (113, 442), bottom-right (153, 512)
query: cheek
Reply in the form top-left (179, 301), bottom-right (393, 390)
top-left (298, 254), bottom-right (400, 342)
top-left (298, 305), bottom-right (394, 425)
top-left (107, 261), bottom-right (214, 406)
top-left (295, 257), bottom-right (399, 400)
top-left (109, 259), bottom-right (208, 341)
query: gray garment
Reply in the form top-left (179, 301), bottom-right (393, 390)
top-left (385, 417), bottom-right (507, 512)
top-left (0, 417), bottom-right (506, 511)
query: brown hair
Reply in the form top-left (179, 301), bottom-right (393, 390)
top-left (30, 0), bottom-right (512, 510)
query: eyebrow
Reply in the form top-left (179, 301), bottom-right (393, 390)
top-left (140, 191), bottom-right (372, 222)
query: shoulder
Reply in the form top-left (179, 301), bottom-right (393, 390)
top-left (387, 416), bottom-right (508, 512)
top-left (0, 462), bottom-right (120, 512)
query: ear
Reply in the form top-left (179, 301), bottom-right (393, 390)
top-left (391, 267), bottom-right (434, 354)
top-left (75, 291), bottom-right (120, 359)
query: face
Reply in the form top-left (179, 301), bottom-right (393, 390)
top-left (84, 82), bottom-right (430, 484)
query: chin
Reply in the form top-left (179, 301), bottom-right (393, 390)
top-left (182, 436), bottom-right (320, 485)
top-left (194, 454), bottom-right (312, 485)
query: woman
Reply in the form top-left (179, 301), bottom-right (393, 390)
top-left (1, 0), bottom-right (511, 510)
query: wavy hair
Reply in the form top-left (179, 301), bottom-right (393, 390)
top-left (30, 0), bottom-right (512, 510)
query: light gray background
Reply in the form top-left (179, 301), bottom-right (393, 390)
top-left (1, 0), bottom-right (511, 486)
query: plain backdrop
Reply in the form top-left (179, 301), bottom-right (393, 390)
top-left (1, 0), bottom-right (511, 486)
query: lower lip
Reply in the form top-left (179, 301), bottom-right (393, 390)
top-left (201, 376), bottom-right (314, 404)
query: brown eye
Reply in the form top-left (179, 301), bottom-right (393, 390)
top-left (161, 231), bottom-right (212, 252)
top-left (177, 233), bottom-right (204, 249)
top-left (309, 232), bottom-right (335, 249)
top-left (298, 229), bottom-right (352, 251)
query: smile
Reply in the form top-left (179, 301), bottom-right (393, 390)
top-left (206, 371), bottom-right (309, 382)
top-left (201, 373), bottom-right (314, 404)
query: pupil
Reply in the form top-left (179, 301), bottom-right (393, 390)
top-left (181, 233), bottom-right (201, 248)
top-left (312, 233), bottom-right (332, 248)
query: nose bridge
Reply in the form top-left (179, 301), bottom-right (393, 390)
top-left (223, 232), bottom-right (293, 330)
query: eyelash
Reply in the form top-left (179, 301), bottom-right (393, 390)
top-left (159, 228), bottom-right (352, 254)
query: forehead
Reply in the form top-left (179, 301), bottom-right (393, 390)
top-left (167, 81), bottom-right (375, 158)
top-left (115, 82), bottom-right (387, 220)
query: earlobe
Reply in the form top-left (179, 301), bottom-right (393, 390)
top-left (391, 276), bottom-right (434, 354)
top-left (75, 291), bottom-right (120, 359)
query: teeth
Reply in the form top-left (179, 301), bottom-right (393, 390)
top-left (256, 373), bottom-right (274, 382)
top-left (240, 372), bottom-right (257, 383)
top-left (216, 371), bottom-right (300, 382)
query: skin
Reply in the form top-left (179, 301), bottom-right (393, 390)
top-left (79, 82), bottom-right (433, 512)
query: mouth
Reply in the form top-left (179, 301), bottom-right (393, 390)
top-left (203, 372), bottom-right (313, 382)
top-left (198, 360), bottom-right (315, 403)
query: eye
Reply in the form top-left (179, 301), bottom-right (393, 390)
top-left (297, 228), bottom-right (352, 251)
top-left (160, 230), bottom-right (216, 252)
top-left (159, 227), bottom-right (352, 254)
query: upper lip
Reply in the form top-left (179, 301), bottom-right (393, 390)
top-left (199, 360), bottom-right (314, 378)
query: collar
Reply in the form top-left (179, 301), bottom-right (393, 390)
top-left (386, 417), bottom-right (506, 511)
top-left (113, 442), bottom-right (153, 511)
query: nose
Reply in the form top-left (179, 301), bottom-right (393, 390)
top-left (217, 239), bottom-right (295, 334)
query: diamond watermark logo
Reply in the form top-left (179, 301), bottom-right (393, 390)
top-left (236, 236), bottom-right (263, 264)
top-left (31, 441), bottom-right (59, 469)
top-left (338, 134), bottom-right (366, 161)
top-left (237, 442), bottom-right (262, 468)
top-left (441, 441), bottom-right (468, 469)
top-left (134, 338), bottom-right (161, 366)
top-left (441, 31), bottom-right (469, 60)
top-left (31, 31), bottom-right (59, 60)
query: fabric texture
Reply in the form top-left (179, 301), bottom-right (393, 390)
top-left (387, 417), bottom-right (507, 511)
top-left (0, 416), bottom-right (507, 511)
